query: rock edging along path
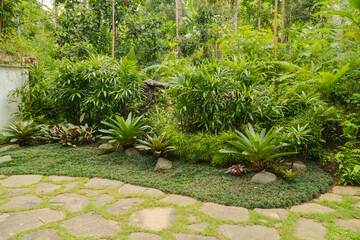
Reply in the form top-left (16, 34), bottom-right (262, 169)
top-left (0, 175), bottom-right (359, 240)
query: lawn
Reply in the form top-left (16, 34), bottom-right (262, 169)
top-left (0, 144), bottom-right (333, 208)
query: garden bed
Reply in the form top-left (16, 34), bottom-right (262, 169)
top-left (0, 144), bottom-right (333, 208)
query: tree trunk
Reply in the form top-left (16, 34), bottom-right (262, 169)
top-left (258, 0), bottom-right (262, 31)
top-left (112, 0), bottom-right (115, 58)
top-left (233, 0), bottom-right (238, 31)
top-left (54, 0), bottom-right (58, 29)
top-left (273, 0), bottom-right (278, 59)
top-left (175, 0), bottom-right (183, 58)
top-left (281, 0), bottom-right (285, 43)
top-left (0, 0), bottom-right (4, 35)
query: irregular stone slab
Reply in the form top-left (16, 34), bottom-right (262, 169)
top-left (85, 177), bottom-right (124, 188)
top-left (155, 158), bottom-right (172, 170)
top-left (125, 148), bottom-right (141, 157)
top-left (35, 182), bottom-right (61, 194)
top-left (0, 144), bottom-right (20, 152)
top-left (284, 161), bottom-right (307, 171)
top-left (130, 232), bottom-right (161, 240)
top-left (0, 194), bottom-right (43, 210)
top-left (0, 175), bottom-right (42, 187)
top-left (49, 193), bottom-right (89, 212)
top-left (82, 189), bottom-right (103, 195)
top-left (20, 229), bottom-right (63, 240)
top-left (0, 155), bottom-right (12, 163)
top-left (250, 172), bottom-right (277, 184)
top-left (94, 194), bottom-right (113, 207)
top-left (48, 175), bottom-right (77, 181)
top-left (62, 182), bottom-right (78, 191)
top-left (175, 233), bottom-right (218, 240)
top-left (335, 218), bottom-right (360, 232)
top-left (201, 203), bottom-right (249, 222)
top-left (290, 203), bottom-right (335, 214)
top-left (188, 222), bottom-right (209, 231)
top-left (0, 208), bottom-right (66, 239)
top-left (294, 218), bottom-right (327, 240)
top-left (332, 186), bottom-right (360, 196)
top-left (129, 207), bottom-right (177, 231)
top-left (107, 198), bottom-right (144, 215)
top-left (119, 184), bottom-right (164, 196)
top-left (218, 225), bottom-right (279, 240)
top-left (4, 188), bottom-right (29, 196)
top-left (254, 208), bottom-right (288, 219)
top-left (318, 193), bottom-right (343, 201)
top-left (61, 211), bottom-right (120, 236)
top-left (160, 194), bottom-right (196, 206)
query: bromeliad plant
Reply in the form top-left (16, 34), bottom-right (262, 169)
top-left (136, 132), bottom-right (176, 157)
top-left (100, 113), bottom-right (148, 148)
top-left (2, 120), bottom-right (42, 146)
top-left (220, 124), bottom-right (297, 171)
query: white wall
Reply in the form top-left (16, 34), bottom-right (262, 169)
top-left (0, 65), bottom-right (28, 129)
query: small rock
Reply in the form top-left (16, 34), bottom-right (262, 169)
top-left (0, 155), bottom-right (12, 163)
top-left (0, 144), bottom-right (20, 152)
top-left (284, 161), bottom-right (307, 171)
top-left (155, 158), bottom-right (172, 170)
top-left (98, 143), bottom-right (113, 150)
top-left (125, 148), bottom-right (141, 157)
top-left (335, 218), bottom-right (360, 232)
top-left (250, 172), bottom-right (277, 184)
top-left (294, 218), bottom-right (327, 240)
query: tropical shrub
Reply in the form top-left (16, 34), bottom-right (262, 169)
top-left (136, 132), bottom-right (176, 157)
top-left (220, 124), bottom-right (297, 170)
top-left (42, 123), bottom-right (96, 147)
top-left (333, 143), bottom-right (360, 185)
top-left (100, 113), bottom-right (148, 148)
top-left (2, 120), bottom-right (42, 146)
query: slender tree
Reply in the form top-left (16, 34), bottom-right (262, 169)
top-left (258, 0), bottom-right (261, 31)
top-left (176, 0), bottom-right (183, 58)
top-left (233, 0), bottom-right (238, 31)
top-left (274, 0), bottom-right (278, 58)
top-left (281, 0), bottom-right (285, 43)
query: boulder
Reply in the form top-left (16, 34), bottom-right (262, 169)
top-left (250, 172), bottom-right (277, 184)
top-left (284, 161), bottom-right (306, 171)
top-left (125, 148), bottom-right (141, 157)
top-left (155, 158), bottom-right (172, 170)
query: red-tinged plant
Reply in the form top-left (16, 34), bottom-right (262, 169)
top-left (225, 164), bottom-right (248, 175)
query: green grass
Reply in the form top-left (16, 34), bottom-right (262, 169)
top-left (0, 144), bottom-right (333, 208)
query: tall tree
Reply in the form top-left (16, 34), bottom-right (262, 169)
top-left (176, 0), bottom-right (183, 58)
top-left (258, 0), bottom-right (261, 31)
top-left (233, 0), bottom-right (238, 31)
top-left (281, 0), bottom-right (285, 43)
top-left (274, 0), bottom-right (278, 58)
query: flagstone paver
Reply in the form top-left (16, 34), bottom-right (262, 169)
top-left (49, 193), bottom-right (89, 212)
top-left (0, 144), bottom-right (20, 152)
top-left (129, 232), bottom-right (161, 240)
top-left (160, 194), bottom-right (197, 206)
top-left (174, 233), bottom-right (219, 240)
top-left (332, 186), bottom-right (360, 196)
top-left (0, 208), bottom-right (66, 239)
top-left (201, 202), bottom-right (249, 222)
top-left (334, 218), bottom-right (360, 232)
top-left (85, 177), bottom-right (124, 188)
top-left (1, 175), bottom-right (360, 240)
top-left (318, 193), bottom-right (343, 201)
top-left (129, 207), bottom-right (177, 231)
top-left (107, 198), bottom-right (144, 214)
top-left (20, 229), bottom-right (63, 240)
top-left (119, 184), bottom-right (164, 196)
top-left (4, 188), bottom-right (29, 196)
top-left (35, 182), bottom-right (61, 194)
top-left (0, 155), bottom-right (12, 163)
top-left (188, 222), bottom-right (210, 231)
top-left (254, 208), bottom-right (288, 219)
top-left (61, 211), bottom-right (120, 237)
top-left (94, 194), bottom-right (113, 207)
top-left (0, 194), bottom-right (43, 210)
top-left (218, 224), bottom-right (280, 240)
top-left (290, 203), bottom-right (335, 213)
top-left (0, 175), bottom-right (42, 187)
top-left (294, 218), bottom-right (327, 240)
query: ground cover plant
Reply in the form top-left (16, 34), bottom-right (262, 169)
top-left (0, 144), bottom-right (332, 208)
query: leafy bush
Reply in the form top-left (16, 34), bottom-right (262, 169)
top-left (100, 113), bottom-right (148, 148)
top-left (42, 123), bottom-right (96, 147)
top-left (2, 120), bottom-right (42, 146)
top-left (136, 132), bottom-right (176, 157)
top-left (334, 143), bottom-right (360, 185)
top-left (220, 124), bottom-right (297, 170)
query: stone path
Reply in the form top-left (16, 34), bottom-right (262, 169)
top-left (0, 175), bottom-right (359, 239)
